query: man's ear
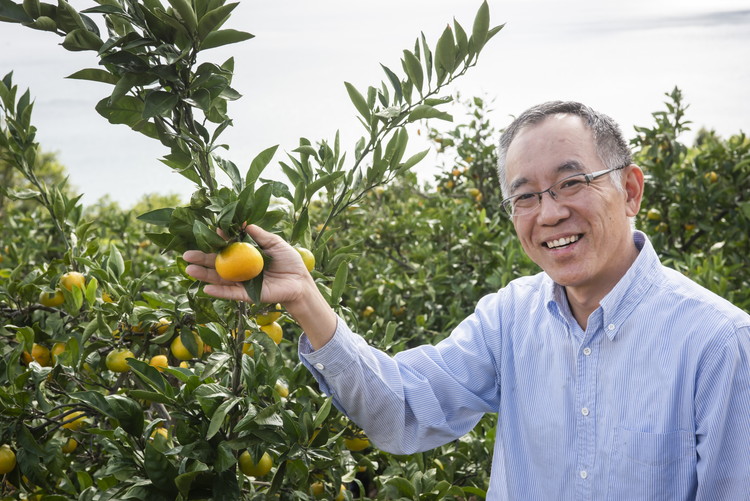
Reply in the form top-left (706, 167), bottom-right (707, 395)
top-left (623, 164), bottom-right (644, 218)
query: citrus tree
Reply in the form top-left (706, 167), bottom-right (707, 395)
top-left (0, 0), bottom-right (505, 499)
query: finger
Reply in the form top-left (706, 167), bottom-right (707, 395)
top-left (203, 284), bottom-right (251, 302)
top-left (183, 250), bottom-right (217, 267)
top-left (184, 264), bottom-right (233, 285)
top-left (245, 224), bottom-right (285, 249)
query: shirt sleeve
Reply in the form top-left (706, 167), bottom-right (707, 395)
top-left (694, 325), bottom-right (750, 499)
top-left (299, 301), bottom-right (502, 455)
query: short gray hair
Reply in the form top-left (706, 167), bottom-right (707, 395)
top-left (497, 101), bottom-right (632, 199)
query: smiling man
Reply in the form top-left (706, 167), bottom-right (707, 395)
top-left (184, 101), bottom-right (750, 500)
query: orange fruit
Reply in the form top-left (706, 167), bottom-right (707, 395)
top-left (105, 349), bottom-right (134, 372)
top-left (60, 271), bottom-right (85, 291)
top-left (255, 304), bottom-right (282, 326)
top-left (61, 411), bottom-right (87, 431)
top-left (170, 332), bottom-right (204, 361)
top-left (295, 247), bottom-right (315, 272)
top-left (61, 438), bottom-right (78, 454)
top-left (238, 451), bottom-right (273, 477)
top-left (343, 436), bottom-right (370, 451)
top-left (260, 322), bottom-right (283, 344)
top-left (39, 290), bottom-right (64, 307)
top-left (0, 445), bottom-right (16, 474)
top-left (51, 342), bottom-right (66, 362)
top-left (149, 354), bottom-right (169, 372)
top-left (22, 344), bottom-right (51, 367)
top-left (214, 242), bottom-right (264, 282)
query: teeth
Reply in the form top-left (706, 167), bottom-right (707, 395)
top-left (546, 235), bottom-right (580, 249)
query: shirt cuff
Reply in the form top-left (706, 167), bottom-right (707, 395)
top-left (298, 315), bottom-right (359, 377)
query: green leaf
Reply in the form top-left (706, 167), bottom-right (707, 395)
top-left (242, 274), bottom-right (263, 305)
top-left (400, 148), bottom-right (430, 170)
top-left (193, 220), bottom-right (226, 253)
top-left (143, 90), bottom-right (179, 119)
top-left (206, 397), bottom-right (241, 439)
top-left (128, 390), bottom-right (174, 405)
top-left (201, 28), bottom-right (254, 50)
top-left (407, 104), bottom-right (452, 122)
top-left (402, 50), bottom-right (424, 94)
top-left (435, 25), bottom-right (457, 75)
top-left (0, 0), bottom-right (33, 23)
top-left (23, 15), bottom-right (56, 31)
top-left (330, 261), bottom-right (348, 305)
top-left (246, 144), bottom-right (278, 187)
top-left (105, 394), bottom-right (144, 436)
top-left (344, 82), bottom-right (371, 121)
top-left (197, 2), bottom-right (237, 40)
top-left (312, 397), bottom-right (332, 430)
top-left (61, 28), bottom-right (102, 51)
top-left (246, 182), bottom-right (272, 225)
top-left (166, 0), bottom-right (197, 33)
top-left (66, 68), bottom-right (118, 85)
top-left (386, 477), bottom-right (417, 497)
top-left (472, 0), bottom-right (490, 51)
top-left (107, 245), bottom-right (125, 279)
top-left (305, 171), bottom-right (345, 200)
top-left (144, 442), bottom-right (178, 492)
top-left (380, 64), bottom-right (402, 103)
top-left (137, 207), bottom-right (174, 227)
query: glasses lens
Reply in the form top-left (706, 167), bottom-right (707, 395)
top-left (553, 174), bottom-right (589, 199)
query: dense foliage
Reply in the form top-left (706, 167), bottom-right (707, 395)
top-left (1, 0), bottom-right (749, 499)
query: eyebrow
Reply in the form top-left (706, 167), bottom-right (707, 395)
top-left (509, 160), bottom-right (586, 194)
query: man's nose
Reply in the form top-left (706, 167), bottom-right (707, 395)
top-left (536, 190), bottom-right (569, 224)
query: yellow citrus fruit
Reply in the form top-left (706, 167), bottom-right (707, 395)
top-left (60, 271), bottom-right (85, 291)
top-left (170, 332), bottom-right (204, 361)
top-left (214, 242), bottom-right (264, 282)
top-left (102, 291), bottom-right (114, 303)
top-left (452, 168), bottom-right (461, 177)
top-left (646, 208), bottom-right (662, 221)
top-left (62, 411), bottom-right (87, 431)
top-left (155, 318), bottom-right (171, 334)
top-left (238, 451), bottom-right (273, 477)
top-left (274, 381), bottom-right (289, 398)
top-left (179, 361), bottom-right (189, 369)
top-left (39, 290), bottom-right (64, 307)
top-left (343, 436), bottom-right (370, 451)
top-left (335, 484), bottom-right (347, 501)
top-left (22, 343), bottom-right (51, 367)
top-left (295, 247), bottom-right (315, 272)
top-left (150, 427), bottom-right (169, 441)
top-left (242, 343), bottom-right (255, 357)
top-left (704, 171), bottom-right (718, 183)
top-left (311, 482), bottom-right (325, 498)
top-left (105, 348), bottom-right (134, 372)
top-left (0, 445), bottom-right (16, 474)
top-left (149, 354), bottom-right (169, 372)
top-left (362, 306), bottom-right (375, 317)
top-left (62, 438), bottom-right (78, 454)
top-left (260, 322), bottom-right (283, 345)
top-left (51, 342), bottom-right (66, 362)
top-left (255, 304), bottom-right (282, 326)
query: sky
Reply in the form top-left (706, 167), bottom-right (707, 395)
top-left (1, 0), bottom-right (748, 206)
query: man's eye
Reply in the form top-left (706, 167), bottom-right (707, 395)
top-left (516, 193), bottom-right (536, 201)
top-left (559, 178), bottom-right (585, 190)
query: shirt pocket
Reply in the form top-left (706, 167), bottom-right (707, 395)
top-left (606, 427), bottom-right (696, 501)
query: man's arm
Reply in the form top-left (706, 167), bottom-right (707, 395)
top-left (694, 327), bottom-right (750, 499)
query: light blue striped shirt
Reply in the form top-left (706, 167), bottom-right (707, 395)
top-left (300, 232), bottom-right (750, 500)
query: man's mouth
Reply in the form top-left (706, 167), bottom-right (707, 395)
top-left (544, 234), bottom-right (582, 249)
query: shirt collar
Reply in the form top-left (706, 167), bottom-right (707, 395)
top-left (544, 231), bottom-right (661, 340)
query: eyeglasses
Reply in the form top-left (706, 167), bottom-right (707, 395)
top-left (501, 166), bottom-right (625, 218)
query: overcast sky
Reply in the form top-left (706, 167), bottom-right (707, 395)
top-left (1, 0), bottom-right (748, 206)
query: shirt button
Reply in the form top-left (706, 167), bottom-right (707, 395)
top-left (581, 407), bottom-right (590, 416)
top-left (583, 347), bottom-right (592, 356)
top-left (580, 470), bottom-right (588, 479)
top-left (607, 323), bottom-right (615, 331)
top-left (314, 363), bottom-right (325, 370)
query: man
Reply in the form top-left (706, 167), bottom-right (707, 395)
top-left (183, 101), bottom-right (750, 500)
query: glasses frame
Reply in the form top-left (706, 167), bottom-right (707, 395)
top-left (501, 165), bottom-right (626, 218)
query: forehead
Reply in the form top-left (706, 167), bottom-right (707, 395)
top-left (505, 114), bottom-right (599, 190)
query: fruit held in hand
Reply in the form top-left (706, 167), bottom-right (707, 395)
top-left (215, 242), bottom-right (264, 282)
